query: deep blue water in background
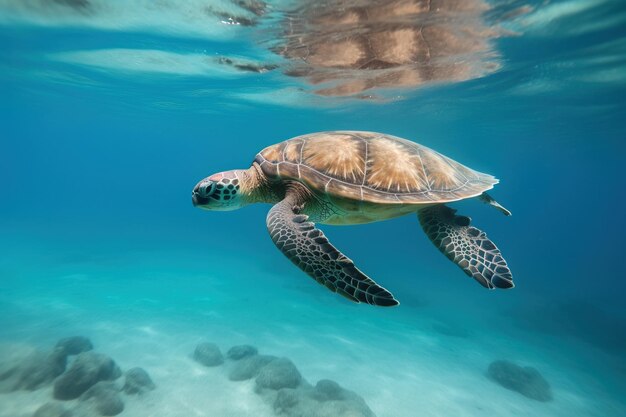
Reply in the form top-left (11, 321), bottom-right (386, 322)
top-left (1, 1), bottom-right (625, 416)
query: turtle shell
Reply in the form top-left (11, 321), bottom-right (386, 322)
top-left (254, 131), bottom-right (498, 204)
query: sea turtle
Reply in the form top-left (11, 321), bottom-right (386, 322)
top-left (192, 131), bottom-right (513, 306)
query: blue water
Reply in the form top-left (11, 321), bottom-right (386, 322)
top-left (1, 1), bottom-right (625, 416)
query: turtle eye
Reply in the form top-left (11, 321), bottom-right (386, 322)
top-left (198, 181), bottom-right (217, 198)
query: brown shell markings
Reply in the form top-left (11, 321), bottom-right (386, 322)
top-left (301, 133), bottom-right (366, 183)
top-left (366, 136), bottom-right (428, 193)
top-left (255, 131), bottom-right (497, 204)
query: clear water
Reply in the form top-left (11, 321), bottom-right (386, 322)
top-left (1, 1), bottom-right (625, 416)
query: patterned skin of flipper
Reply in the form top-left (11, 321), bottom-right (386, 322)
top-left (266, 194), bottom-right (399, 307)
top-left (418, 205), bottom-right (514, 289)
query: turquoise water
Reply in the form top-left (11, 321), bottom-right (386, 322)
top-left (1, 1), bottom-right (625, 416)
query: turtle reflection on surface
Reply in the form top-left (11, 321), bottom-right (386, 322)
top-left (273, 0), bottom-right (503, 97)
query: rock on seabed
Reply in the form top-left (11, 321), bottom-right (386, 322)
top-left (53, 352), bottom-right (121, 400)
top-left (193, 343), bottom-right (224, 367)
top-left (487, 360), bottom-right (553, 402)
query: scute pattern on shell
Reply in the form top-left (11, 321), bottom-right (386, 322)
top-left (255, 131), bottom-right (498, 204)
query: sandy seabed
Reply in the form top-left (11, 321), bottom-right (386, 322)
top-left (1, 248), bottom-right (624, 417)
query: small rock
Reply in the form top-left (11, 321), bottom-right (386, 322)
top-left (314, 380), bottom-right (376, 416)
top-left (487, 360), bottom-right (552, 402)
top-left (33, 402), bottom-right (73, 417)
top-left (228, 354), bottom-right (276, 381)
top-left (1, 348), bottom-right (67, 391)
top-left (274, 388), bottom-right (301, 413)
top-left (53, 352), bottom-right (121, 400)
top-left (55, 337), bottom-right (93, 356)
top-left (271, 383), bottom-right (376, 417)
top-left (312, 379), bottom-right (346, 402)
top-left (79, 381), bottom-right (124, 416)
top-left (22, 348), bottom-right (67, 390)
top-left (123, 367), bottom-right (155, 394)
top-left (255, 357), bottom-right (302, 391)
top-left (227, 344), bottom-right (258, 360)
top-left (193, 343), bottom-right (224, 367)
top-left (315, 400), bottom-right (376, 417)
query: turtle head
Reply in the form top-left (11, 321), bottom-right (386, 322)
top-left (192, 171), bottom-right (244, 211)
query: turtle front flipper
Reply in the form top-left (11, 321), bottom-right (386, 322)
top-left (418, 205), bottom-right (514, 289)
top-left (266, 191), bottom-right (399, 307)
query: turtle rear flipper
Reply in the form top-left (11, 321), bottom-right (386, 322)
top-left (267, 187), bottom-right (399, 307)
top-left (479, 192), bottom-right (512, 216)
top-left (418, 205), bottom-right (514, 289)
